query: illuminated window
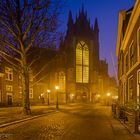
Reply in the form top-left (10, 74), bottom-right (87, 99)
top-left (59, 71), bottom-right (66, 92)
top-left (29, 88), bottom-right (33, 98)
top-left (128, 76), bottom-right (133, 100)
top-left (130, 42), bottom-right (134, 67)
top-left (125, 53), bottom-right (128, 73)
top-left (5, 67), bottom-right (13, 81)
top-left (138, 71), bottom-right (140, 97)
top-left (76, 41), bottom-right (89, 83)
top-left (19, 86), bottom-right (22, 98)
top-left (6, 85), bottom-right (13, 92)
top-left (137, 28), bottom-right (140, 58)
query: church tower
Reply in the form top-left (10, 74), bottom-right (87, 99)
top-left (61, 8), bottom-right (100, 102)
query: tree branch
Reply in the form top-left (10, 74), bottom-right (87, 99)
top-left (0, 50), bottom-right (22, 63)
top-left (0, 16), bottom-right (18, 38)
top-left (22, 9), bottom-right (35, 41)
top-left (33, 63), bottom-right (48, 79)
top-left (1, 39), bottom-right (22, 55)
top-left (28, 56), bottom-right (40, 68)
top-left (0, 53), bottom-right (20, 70)
top-left (30, 74), bottom-right (49, 88)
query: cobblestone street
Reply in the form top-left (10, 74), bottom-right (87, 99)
top-left (0, 104), bottom-right (139, 140)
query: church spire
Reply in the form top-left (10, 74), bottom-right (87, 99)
top-left (68, 10), bottom-right (73, 26)
top-left (66, 10), bottom-right (74, 38)
top-left (94, 17), bottom-right (99, 32)
top-left (67, 10), bottom-right (73, 28)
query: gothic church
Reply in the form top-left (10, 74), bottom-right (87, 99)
top-left (59, 8), bottom-right (109, 102)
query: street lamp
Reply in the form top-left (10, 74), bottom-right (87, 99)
top-left (55, 86), bottom-right (59, 109)
top-left (47, 90), bottom-right (51, 105)
top-left (97, 94), bottom-right (101, 98)
top-left (106, 92), bottom-right (111, 106)
top-left (106, 93), bottom-right (111, 97)
top-left (96, 94), bottom-right (101, 103)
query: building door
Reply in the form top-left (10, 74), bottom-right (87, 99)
top-left (82, 92), bottom-right (87, 102)
top-left (7, 95), bottom-right (12, 105)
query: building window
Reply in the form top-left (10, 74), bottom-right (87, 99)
top-left (19, 86), bottom-right (22, 98)
top-left (128, 76), bottom-right (133, 100)
top-left (124, 82), bottom-right (127, 103)
top-left (29, 88), bottom-right (33, 98)
top-left (5, 67), bottom-right (13, 81)
top-left (59, 71), bottom-right (66, 92)
top-left (6, 85), bottom-right (13, 92)
top-left (121, 51), bottom-right (124, 75)
top-left (125, 53), bottom-right (128, 72)
top-left (137, 28), bottom-right (140, 59)
top-left (137, 71), bottom-right (140, 98)
top-left (19, 87), bottom-right (33, 99)
top-left (76, 41), bottom-right (89, 83)
top-left (129, 42), bottom-right (134, 67)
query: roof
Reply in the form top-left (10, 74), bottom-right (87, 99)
top-left (116, 1), bottom-right (140, 56)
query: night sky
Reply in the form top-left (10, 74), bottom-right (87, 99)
top-left (60, 0), bottom-right (135, 77)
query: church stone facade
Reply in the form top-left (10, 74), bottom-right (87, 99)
top-left (59, 8), bottom-right (109, 103)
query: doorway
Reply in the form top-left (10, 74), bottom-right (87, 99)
top-left (7, 95), bottom-right (12, 105)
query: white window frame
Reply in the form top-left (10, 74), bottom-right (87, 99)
top-left (129, 41), bottom-right (134, 68)
top-left (123, 82), bottom-right (127, 105)
top-left (76, 41), bottom-right (89, 83)
top-left (6, 85), bottom-right (13, 92)
top-left (128, 75), bottom-right (133, 101)
top-left (29, 88), bottom-right (33, 99)
top-left (125, 52), bottom-right (128, 73)
top-left (5, 67), bottom-right (13, 81)
top-left (19, 86), bottom-right (22, 98)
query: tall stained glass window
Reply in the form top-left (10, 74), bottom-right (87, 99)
top-left (76, 41), bottom-right (89, 83)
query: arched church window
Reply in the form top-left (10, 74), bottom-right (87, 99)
top-left (76, 41), bottom-right (89, 83)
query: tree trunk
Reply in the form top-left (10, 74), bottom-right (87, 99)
top-left (21, 56), bottom-right (31, 115)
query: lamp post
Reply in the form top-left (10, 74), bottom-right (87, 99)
top-left (47, 90), bottom-right (51, 105)
top-left (55, 86), bottom-right (59, 109)
top-left (106, 92), bottom-right (111, 106)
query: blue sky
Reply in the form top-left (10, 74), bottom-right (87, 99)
top-left (60, 0), bottom-right (135, 77)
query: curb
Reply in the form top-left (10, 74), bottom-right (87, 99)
top-left (0, 110), bottom-right (58, 128)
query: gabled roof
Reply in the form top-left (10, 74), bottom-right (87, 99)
top-left (116, 10), bottom-right (126, 56)
top-left (116, 0), bottom-right (140, 56)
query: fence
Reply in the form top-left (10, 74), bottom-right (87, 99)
top-left (112, 103), bottom-right (140, 133)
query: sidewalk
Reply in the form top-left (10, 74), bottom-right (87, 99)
top-left (0, 103), bottom-right (80, 127)
top-left (107, 105), bottom-right (140, 139)
top-left (0, 105), bottom-right (56, 126)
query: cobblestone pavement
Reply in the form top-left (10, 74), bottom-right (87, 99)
top-left (0, 104), bottom-right (140, 140)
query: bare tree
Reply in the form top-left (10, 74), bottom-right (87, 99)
top-left (0, 0), bottom-right (64, 115)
